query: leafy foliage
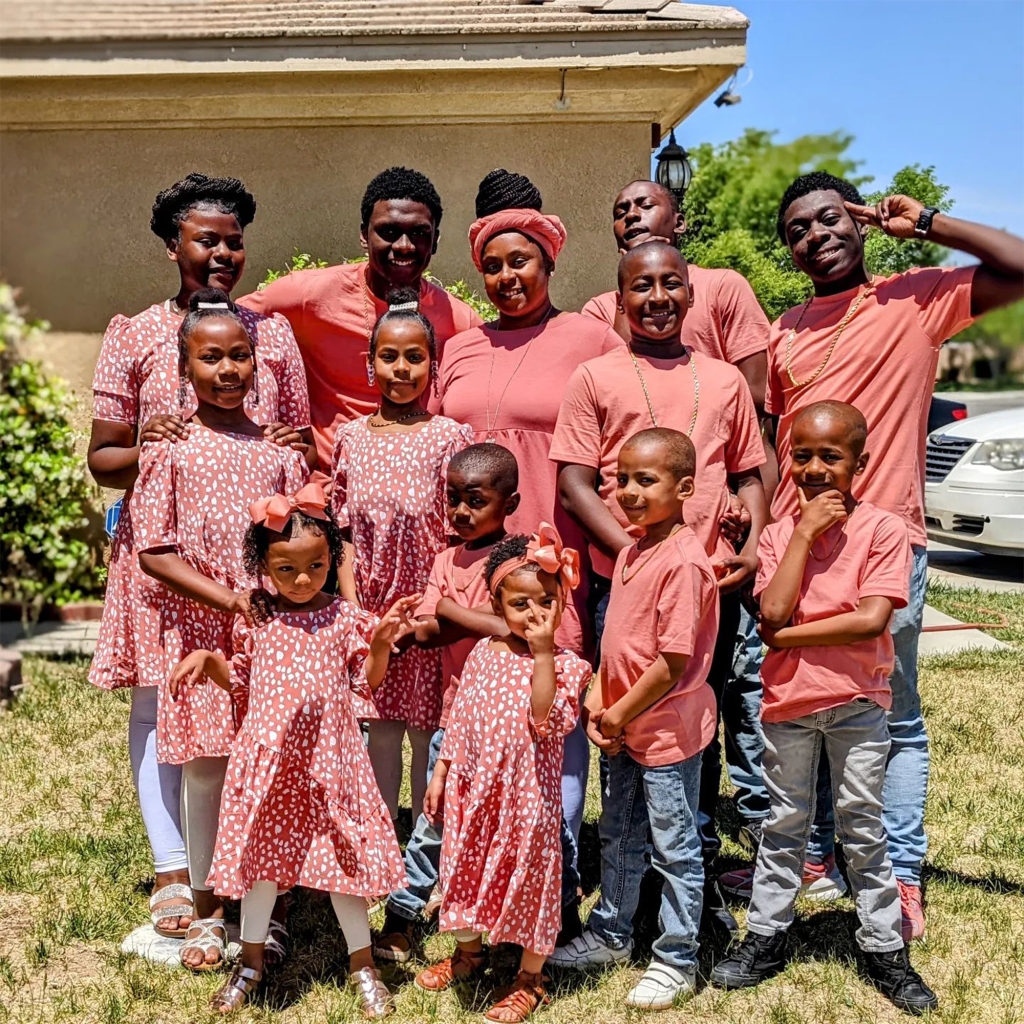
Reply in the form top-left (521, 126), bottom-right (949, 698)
top-left (0, 284), bottom-right (104, 621)
top-left (259, 249), bottom-right (330, 288)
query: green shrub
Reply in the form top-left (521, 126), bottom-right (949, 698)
top-left (0, 284), bottom-right (105, 623)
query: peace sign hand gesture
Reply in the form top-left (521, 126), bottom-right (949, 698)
top-left (524, 599), bottom-right (558, 657)
top-left (844, 195), bottom-right (926, 240)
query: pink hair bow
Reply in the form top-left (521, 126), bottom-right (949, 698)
top-left (527, 522), bottom-right (581, 591)
top-left (249, 483), bottom-right (329, 533)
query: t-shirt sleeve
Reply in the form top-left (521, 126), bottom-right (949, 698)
top-left (581, 294), bottom-right (615, 326)
top-left (417, 553), bottom-right (448, 618)
top-left (723, 367), bottom-right (767, 474)
top-left (132, 442), bottom-right (177, 552)
top-left (531, 651), bottom-right (591, 739)
top-left (655, 562), bottom-right (700, 657)
top-left (763, 328), bottom-right (786, 417)
top-left (91, 315), bottom-right (139, 424)
top-left (548, 365), bottom-right (603, 468)
top-left (346, 605), bottom-right (382, 717)
top-left (236, 274), bottom-right (306, 331)
top-left (716, 271), bottom-right (771, 365)
top-left (599, 325), bottom-right (626, 354)
top-left (908, 265), bottom-right (977, 346)
top-left (753, 525), bottom-right (782, 599)
top-left (860, 514), bottom-right (912, 609)
top-left (266, 316), bottom-right (312, 430)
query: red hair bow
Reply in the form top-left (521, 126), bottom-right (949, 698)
top-left (249, 483), bottom-right (329, 533)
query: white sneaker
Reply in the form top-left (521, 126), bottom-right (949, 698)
top-left (625, 961), bottom-right (696, 1010)
top-left (547, 929), bottom-right (632, 969)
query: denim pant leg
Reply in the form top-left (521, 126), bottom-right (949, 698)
top-left (386, 728), bottom-right (445, 921)
top-left (588, 752), bottom-right (651, 951)
top-left (559, 815), bottom-right (582, 908)
top-left (805, 751), bottom-right (836, 862)
top-left (590, 575), bottom-right (612, 664)
top-left (643, 755), bottom-right (704, 970)
top-left (824, 701), bottom-right (903, 952)
top-left (882, 545), bottom-right (930, 885)
top-left (561, 715), bottom-right (589, 846)
top-left (723, 606), bottom-right (770, 822)
top-left (698, 591), bottom-right (742, 861)
top-left (746, 715), bottom-right (821, 936)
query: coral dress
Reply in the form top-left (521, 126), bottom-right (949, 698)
top-left (131, 424), bottom-right (308, 764)
top-left (330, 416), bottom-right (473, 731)
top-left (438, 641), bottom-right (591, 954)
top-left (207, 599), bottom-right (409, 898)
top-left (89, 303), bottom-right (309, 691)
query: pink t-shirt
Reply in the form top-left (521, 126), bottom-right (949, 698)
top-left (766, 266), bottom-right (976, 548)
top-left (754, 501), bottom-right (912, 724)
top-left (581, 264), bottom-right (769, 366)
top-left (418, 542), bottom-right (494, 728)
top-left (240, 263), bottom-right (482, 469)
top-left (549, 345), bottom-right (765, 578)
top-left (601, 526), bottom-right (719, 766)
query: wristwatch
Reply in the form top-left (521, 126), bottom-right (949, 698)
top-left (914, 206), bottom-right (939, 238)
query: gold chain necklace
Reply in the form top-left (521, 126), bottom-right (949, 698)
top-left (628, 347), bottom-right (698, 436)
top-left (784, 282), bottom-right (874, 389)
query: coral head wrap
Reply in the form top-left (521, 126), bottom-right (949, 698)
top-left (469, 208), bottom-right (568, 273)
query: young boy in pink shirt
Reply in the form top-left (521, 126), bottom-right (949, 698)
top-left (711, 401), bottom-right (937, 1016)
top-left (549, 428), bottom-right (718, 1011)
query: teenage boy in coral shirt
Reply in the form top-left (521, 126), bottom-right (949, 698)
top-left (549, 428), bottom-right (717, 1012)
top-left (241, 167), bottom-right (481, 469)
top-left (711, 401), bottom-right (937, 1017)
top-left (754, 172), bottom-right (1024, 941)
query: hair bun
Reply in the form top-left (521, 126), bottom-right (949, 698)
top-left (188, 287), bottom-right (234, 312)
top-left (475, 169), bottom-right (543, 219)
top-left (385, 285), bottom-right (420, 311)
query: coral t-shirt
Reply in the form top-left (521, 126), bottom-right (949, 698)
top-left (549, 345), bottom-right (765, 578)
top-left (581, 264), bottom-right (769, 366)
top-left (766, 266), bottom-right (976, 548)
top-left (754, 501), bottom-right (912, 723)
top-left (600, 526), bottom-right (719, 766)
top-left (240, 263), bottom-right (482, 468)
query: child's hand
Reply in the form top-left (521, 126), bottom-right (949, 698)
top-left (230, 589), bottom-right (272, 628)
top-left (796, 487), bottom-right (848, 542)
top-left (524, 599), bottom-right (557, 656)
top-left (423, 772), bottom-right (446, 825)
top-left (262, 421), bottom-right (305, 450)
top-left (713, 551), bottom-right (759, 593)
top-left (719, 493), bottom-right (751, 545)
top-left (374, 594), bottom-right (423, 652)
top-left (139, 414), bottom-right (189, 445)
top-left (584, 707), bottom-right (625, 756)
top-left (757, 620), bottom-right (785, 649)
top-left (169, 651), bottom-right (209, 699)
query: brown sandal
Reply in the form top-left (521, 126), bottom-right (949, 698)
top-left (209, 964), bottom-right (262, 1014)
top-left (484, 971), bottom-right (549, 1023)
top-left (415, 946), bottom-right (487, 992)
top-left (350, 965), bottom-right (394, 1019)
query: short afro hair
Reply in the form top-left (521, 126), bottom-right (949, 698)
top-left (776, 172), bottom-right (864, 243)
top-left (448, 443), bottom-right (519, 496)
top-left (475, 169), bottom-right (543, 219)
top-left (361, 167), bottom-right (443, 229)
top-left (793, 400), bottom-right (869, 457)
top-left (150, 172), bottom-right (256, 244)
top-left (621, 427), bottom-right (696, 480)
top-left (484, 533), bottom-right (537, 593)
top-left (242, 506), bottom-right (345, 581)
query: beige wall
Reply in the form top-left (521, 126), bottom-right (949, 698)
top-left (1, 120), bottom-right (649, 336)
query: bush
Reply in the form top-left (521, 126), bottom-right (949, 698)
top-left (0, 284), bottom-right (105, 623)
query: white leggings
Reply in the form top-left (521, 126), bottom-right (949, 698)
top-left (180, 756), bottom-right (228, 892)
top-left (128, 687), bottom-right (187, 874)
top-left (240, 881), bottom-right (371, 953)
top-left (367, 720), bottom-right (432, 823)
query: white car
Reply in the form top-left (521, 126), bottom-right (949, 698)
top-left (925, 407), bottom-right (1024, 556)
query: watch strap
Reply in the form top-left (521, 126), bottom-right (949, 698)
top-left (914, 206), bottom-right (939, 238)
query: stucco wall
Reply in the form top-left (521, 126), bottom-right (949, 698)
top-left (1, 120), bottom-right (649, 342)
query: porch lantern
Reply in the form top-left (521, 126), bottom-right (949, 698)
top-left (654, 128), bottom-right (693, 201)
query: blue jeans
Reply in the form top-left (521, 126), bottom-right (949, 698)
top-left (588, 751), bottom-right (704, 970)
top-left (805, 545), bottom-right (929, 884)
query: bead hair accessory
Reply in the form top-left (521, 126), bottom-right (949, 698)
top-left (250, 483), bottom-right (329, 533)
top-left (388, 300), bottom-right (419, 312)
top-left (196, 301), bottom-right (230, 309)
top-left (489, 522), bottom-right (581, 595)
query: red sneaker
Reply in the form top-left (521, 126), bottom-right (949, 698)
top-left (897, 880), bottom-right (925, 942)
top-left (720, 853), bottom-right (848, 902)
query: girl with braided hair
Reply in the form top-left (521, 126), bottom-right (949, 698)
top-left (87, 172), bottom-right (312, 951)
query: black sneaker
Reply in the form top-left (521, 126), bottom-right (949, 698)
top-left (700, 878), bottom-right (739, 943)
top-left (738, 818), bottom-right (764, 858)
top-left (862, 947), bottom-right (939, 1015)
top-left (710, 930), bottom-right (789, 989)
top-left (555, 896), bottom-right (584, 948)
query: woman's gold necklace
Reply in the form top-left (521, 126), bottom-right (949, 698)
top-left (784, 282), bottom-right (874, 389)
top-left (628, 346), bottom-right (699, 436)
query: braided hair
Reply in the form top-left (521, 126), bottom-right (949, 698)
top-left (150, 172), bottom-right (256, 244)
top-left (177, 287), bottom-right (259, 408)
top-left (776, 172), bottom-right (864, 243)
top-left (475, 169), bottom-right (543, 218)
top-left (360, 167), bottom-right (443, 229)
top-left (369, 287), bottom-right (439, 396)
top-left (484, 534), bottom-right (536, 593)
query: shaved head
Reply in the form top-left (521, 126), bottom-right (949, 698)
top-left (617, 240), bottom-right (687, 290)
top-left (616, 179), bottom-right (679, 212)
top-left (793, 401), bottom-right (868, 456)
top-left (621, 427), bottom-right (696, 480)
top-left (448, 442), bottom-right (519, 495)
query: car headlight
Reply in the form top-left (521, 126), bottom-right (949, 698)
top-left (971, 439), bottom-right (1024, 471)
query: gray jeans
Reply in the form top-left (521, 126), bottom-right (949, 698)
top-left (747, 699), bottom-right (903, 953)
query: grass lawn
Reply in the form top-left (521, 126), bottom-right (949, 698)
top-left (1, 600), bottom-right (1022, 1024)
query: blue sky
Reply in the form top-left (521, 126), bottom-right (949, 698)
top-left (667, 0), bottom-right (1024, 237)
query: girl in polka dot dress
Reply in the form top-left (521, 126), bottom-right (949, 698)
top-left (170, 489), bottom-right (419, 1017)
top-left (131, 290), bottom-right (309, 972)
top-left (414, 526), bottom-right (592, 1024)
top-left (330, 288), bottom-right (473, 824)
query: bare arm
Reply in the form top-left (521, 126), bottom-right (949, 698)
top-left (436, 597), bottom-right (507, 640)
top-left (138, 549), bottom-right (245, 616)
top-left (338, 541), bottom-right (358, 604)
top-left (530, 650), bottom-right (557, 724)
top-left (557, 463), bottom-right (632, 564)
top-left (735, 351), bottom-right (767, 413)
top-left (600, 651), bottom-right (689, 735)
top-left (169, 649), bottom-right (232, 696)
top-left (88, 416), bottom-right (189, 490)
top-left (716, 470), bottom-right (768, 592)
top-left (762, 596), bottom-right (894, 648)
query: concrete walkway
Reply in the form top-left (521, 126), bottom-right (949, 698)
top-left (0, 618), bottom-right (99, 656)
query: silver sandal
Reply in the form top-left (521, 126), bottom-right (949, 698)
top-left (263, 917), bottom-right (289, 968)
top-left (149, 882), bottom-right (194, 938)
top-left (179, 917), bottom-right (227, 972)
top-left (351, 965), bottom-right (394, 1019)
top-left (210, 963), bottom-right (262, 1013)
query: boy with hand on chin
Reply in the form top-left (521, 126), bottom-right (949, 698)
top-left (711, 401), bottom-right (937, 1016)
top-left (549, 428), bottom-right (717, 1011)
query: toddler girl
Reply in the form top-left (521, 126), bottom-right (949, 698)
top-left (331, 287), bottom-right (473, 823)
top-left (170, 491), bottom-right (418, 1016)
top-left (415, 526), bottom-right (591, 1024)
top-left (132, 288), bottom-right (308, 970)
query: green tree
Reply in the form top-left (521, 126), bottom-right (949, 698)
top-left (681, 129), bottom-right (954, 319)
